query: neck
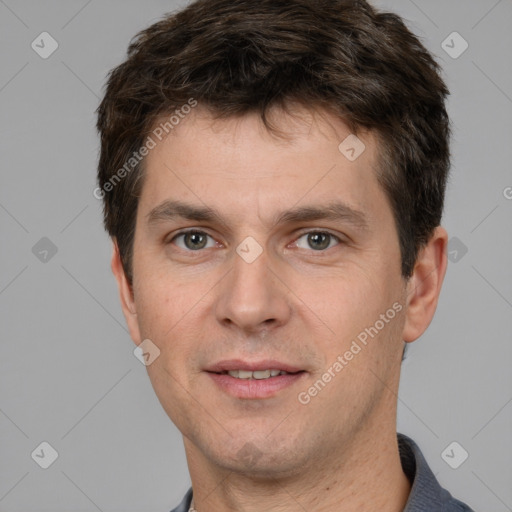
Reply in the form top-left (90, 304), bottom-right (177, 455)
top-left (184, 410), bottom-right (411, 512)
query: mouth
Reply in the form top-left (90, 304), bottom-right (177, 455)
top-left (205, 359), bottom-right (307, 399)
top-left (216, 369), bottom-right (297, 380)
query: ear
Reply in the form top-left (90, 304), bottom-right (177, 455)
top-left (111, 240), bottom-right (142, 345)
top-left (402, 226), bottom-right (448, 343)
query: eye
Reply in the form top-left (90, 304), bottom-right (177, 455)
top-left (171, 230), bottom-right (217, 251)
top-left (169, 229), bottom-right (342, 253)
top-left (294, 231), bottom-right (341, 251)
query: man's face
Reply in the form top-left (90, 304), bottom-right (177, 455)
top-left (121, 107), bottom-right (410, 475)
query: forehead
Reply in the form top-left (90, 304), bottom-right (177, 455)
top-left (138, 105), bottom-right (389, 230)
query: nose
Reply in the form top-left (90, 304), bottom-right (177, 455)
top-left (214, 245), bottom-right (292, 335)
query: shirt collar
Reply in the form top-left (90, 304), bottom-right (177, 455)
top-left (398, 432), bottom-right (463, 511)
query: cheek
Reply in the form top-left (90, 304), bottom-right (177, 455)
top-left (132, 262), bottom-right (184, 340)
top-left (324, 268), bottom-right (389, 323)
top-left (316, 264), bottom-right (404, 359)
top-left (131, 260), bottom-right (211, 369)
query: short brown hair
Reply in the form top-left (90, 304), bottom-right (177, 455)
top-left (96, 0), bottom-right (450, 284)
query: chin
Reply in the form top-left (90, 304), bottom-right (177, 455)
top-left (208, 439), bottom-right (308, 480)
top-left (221, 457), bottom-right (303, 481)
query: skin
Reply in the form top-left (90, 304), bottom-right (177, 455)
top-left (112, 105), bottom-right (448, 512)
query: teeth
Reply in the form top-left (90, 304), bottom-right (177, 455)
top-left (227, 369), bottom-right (289, 380)
top-left (253, 370), bottom-right (271, 379)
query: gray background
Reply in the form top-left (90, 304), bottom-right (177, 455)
top-left (1, 0), bottom-right (511, 510)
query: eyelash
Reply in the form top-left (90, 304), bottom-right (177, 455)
top-left (168, 229), bottom-right (343, 253)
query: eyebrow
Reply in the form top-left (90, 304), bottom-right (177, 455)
top-left (146, 199), bottom-right (369, 231)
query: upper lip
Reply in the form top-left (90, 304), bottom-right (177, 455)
top-left (205, 359), bottom-right (304, 373)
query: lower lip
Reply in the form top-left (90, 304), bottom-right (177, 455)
top-left (206, 372), bottom-right (306, 399)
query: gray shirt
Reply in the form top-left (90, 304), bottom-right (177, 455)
top-left (169, 433), bottom-right (475, 511)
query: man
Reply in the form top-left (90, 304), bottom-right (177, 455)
top-left (95, 0), bottom-right (475, 510)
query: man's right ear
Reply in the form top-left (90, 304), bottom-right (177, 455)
top-left (110, 240), bottom-right (142, 345)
